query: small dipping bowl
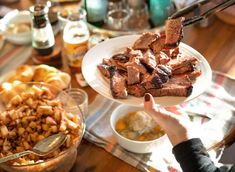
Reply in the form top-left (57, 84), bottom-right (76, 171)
top-left (110, 105), bottom-right (167, 154)
top-left (106, 9), bottom-right (129, 30)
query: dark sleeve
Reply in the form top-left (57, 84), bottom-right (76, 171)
top-left (172, 138), bottom-right (235, 172)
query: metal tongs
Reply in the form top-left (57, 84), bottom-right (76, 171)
top-left (169, 0), bottom-right (235, 26)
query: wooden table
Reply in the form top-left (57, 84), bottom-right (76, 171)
top-left (1, 1), bottom-right (235, 172)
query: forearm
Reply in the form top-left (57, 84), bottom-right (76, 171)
top-left (173, 138), bottom-right (235, 172)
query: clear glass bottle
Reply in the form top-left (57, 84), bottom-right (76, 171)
top-left (29, 4), bottom-right (55, 56)
top-left (63, 11), bottom-right (90, 73)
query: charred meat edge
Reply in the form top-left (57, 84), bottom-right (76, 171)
top-left (108, 66), bottom-right (128, 99)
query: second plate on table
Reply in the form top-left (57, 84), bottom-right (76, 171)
top-left (82, 35), bottom-right (212, 107)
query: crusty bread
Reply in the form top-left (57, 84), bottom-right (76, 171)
top-left (1, 64), bottom-right (71, 91)
top-left (33, 64), bottom-right (58, 82)
top-left (7, 65), bottom-right (34, 83)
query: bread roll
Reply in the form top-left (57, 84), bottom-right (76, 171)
top-left (33, 64), bottom-right (58, 82)
top-left (7, 65), bottom-right (33, 83)
top-left (57, 72), bottom-right (71, 88)
top-left (46, 77), bottom-right (67, 90)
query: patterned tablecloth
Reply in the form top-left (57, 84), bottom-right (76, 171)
top-left (84, 71), bottom-right (235, 172)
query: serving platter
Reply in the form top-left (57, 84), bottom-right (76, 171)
top-left (82, 35), bottom-right (212, 107)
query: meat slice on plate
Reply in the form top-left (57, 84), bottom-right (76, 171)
top-left (168, 54), bottom-right (199, 70)
top-left (147, 74), bottom-right (193, 97)
top-left (150, 34), bottom-right (166, 54)
top-left (109, 66), bottom-right (128, 99)
top-left (187, 70), bottom-right (202, 82)
top-left (172, 63), bottom-right (195, 75)
top-left (170, 47), bottom-right (180, 59)
top-left (165, 17), bottom-right (184, 48)
top-left (102, 58), bottom-right (112, 66)
top-left (125, 47), bottom-right (143, 61)
top-left (156, 52), bottom-right (170, 65)
top-left (125, 49), bottom-right (147, 75)
top-left (127, 66), bottom-right (140, 85)
top-left (112, 53), bottom-right (129, 63)
top-left (141, 49), bottom-right (157, 72)
top-left (97, 64), bottom-right (111, 78)
top-left (133, 32), bottom-right (159, 50)
top-left (141, 73), bottom-right (163, 90)
top-left (158, 65), bottom-right (172, 76)
top-left (155, 66), bottom-right (171, 83)
top-left (127, 84), bottom-right (146, 97)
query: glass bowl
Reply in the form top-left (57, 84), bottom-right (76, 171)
top-left (0, 82), bottom-right (85, 172)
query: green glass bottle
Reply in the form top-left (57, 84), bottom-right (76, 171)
top-left (82, 0), bottom-right (108, 27)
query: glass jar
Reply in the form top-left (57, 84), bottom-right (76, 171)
top-left (63, 12), bottom-right (89, 73)
top-left (29, 4), bottom-right (55, 56)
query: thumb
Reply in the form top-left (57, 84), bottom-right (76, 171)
top-left (144, 93), bottom-right (163, 122)
top-left (144, 93), bottom-right (156, 113)
top-left (144, 93), bottom-right (176, 124)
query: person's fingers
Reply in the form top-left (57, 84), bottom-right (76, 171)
top-left (165, 106), bottom-right (189, 118)
top-left (144, 93), bottom-right (156, 113)
top-left (165, 106), bottom-right (182, 115)
top-left (144, 93), bottom-right (171, 123)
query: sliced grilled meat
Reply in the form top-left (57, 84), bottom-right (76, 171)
top-left (172, 63), bottom-right (195, 75)
top-left (170, 47), bottom-right (180, 59)
top-left (127, 84), bottom-right (146, 97)
top-left (141, 73), bottom-right (163, 89)
top-left (141, 49), bottom-right (157, 72)
top-left (127, 66), bottom-right (140, 85)
top-left (168, 54), bottom-right (198, 70)
top-left (147, 85), bottom-right (193, 97)
top-left (147, 74), bottom-right (193, 97)
top-left (155, 67), bottom-right (170, 83)
top-left (125, 50), bottom-right (147, 75)
top-left (125, 47), bottom-right (143, 61)
top-left (109, 58), bottom-right (127, 71)
top-left (158, 65), bottom-right (172, 76)
top-left (102, 58), bottom-right (112, 65)
top-left (109, 66), bottom-right (128, 99)
top-left (165, 17), bottom-right (184, 49)
top-left (133, 32), bottom-right (159, 50)
top-left (97, 64), bottom-right (111, 78)
top-left (150, 34), bottom-right (166, 54)
top-left (112, 53), bottom-right (129, 63)
top-left (156, 52), bottom-right (170, 65)
top-left (187, 70), bottom-right (201, 82)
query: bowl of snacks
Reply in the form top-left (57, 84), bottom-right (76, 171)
top-left (2, 10), bottom-right (31, 45)
top-left (0, 82), bottom-right (85, 172)
top-left (110, 104), bottom-right (167, 154)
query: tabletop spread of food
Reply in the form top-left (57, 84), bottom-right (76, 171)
top-left (97, 17), bottom-right (201, 99)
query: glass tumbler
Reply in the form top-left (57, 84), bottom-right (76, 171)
top-left (65, 88), bottom-right (89, 119)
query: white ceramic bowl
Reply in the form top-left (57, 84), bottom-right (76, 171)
top-left (110, 104), bottom-right (167, 154)
top-left (2, 10), bottom-right (31, 45)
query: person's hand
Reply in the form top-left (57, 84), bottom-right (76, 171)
top-left (144, 93), bottom-right (198, 146)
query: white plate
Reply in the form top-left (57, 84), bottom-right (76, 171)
top-left (1, 10), bottom-right (31, 45)
top-left (82, 35), bottom-right (212, 107)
